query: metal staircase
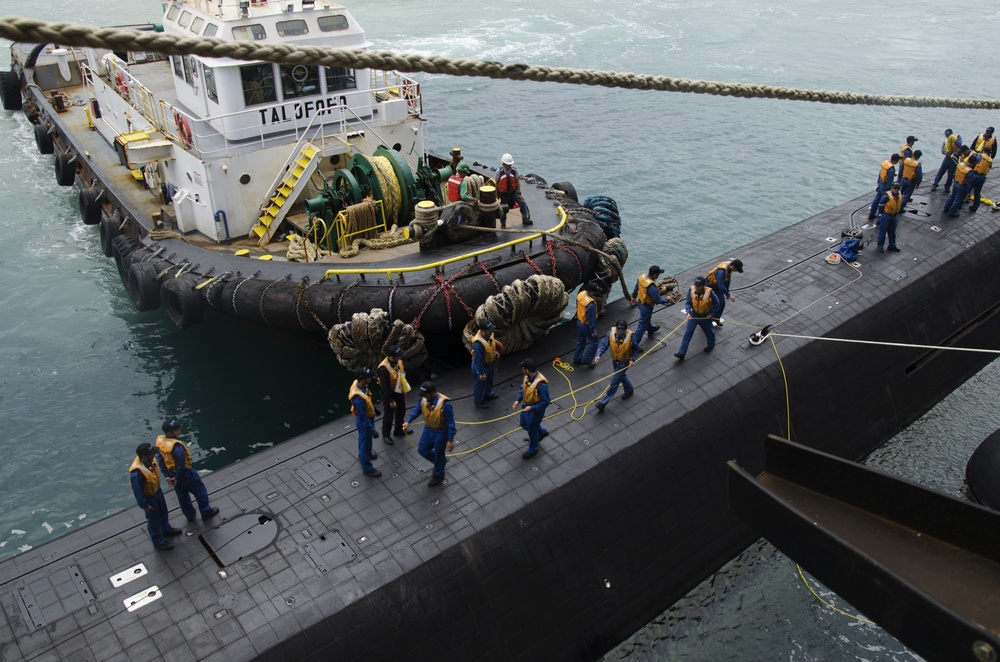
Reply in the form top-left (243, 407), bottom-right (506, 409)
top-left (251, 142), bottom-right (321, 245)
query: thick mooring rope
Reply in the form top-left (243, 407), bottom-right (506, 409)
top-left (462, 274), bottom-right (569, 354)
top-left (327, 308), bottom-right (428, 372)
top-left (2, 17), bottom-right (998, 109)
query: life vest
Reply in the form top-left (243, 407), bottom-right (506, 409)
top-left (705, 261), bottom-right (732, 288)
top-left (882, 191), bottom-right (902, 215)
top-left (974, 154), bottom-right (993, 176)
top-left (377, 357), bottom-right (404, 392)
top-left (899, 143), bottom-right (914, 159)
top-left (943, 134), bottom-right (960, 156)
top-left (576, 290), bottom-right (595, 325)
top-left (972, 133), bottom-right (996, 154)
top-left (689, 286), bottom-right (714, 316)
top-left (955, 162), bottom-right (973, 185)
top-left (608, 329), bottom-right (634, 362)
top-left (421, 395), bottom-right (450, 430)
top-left (636, 274), bottom-right (656, 305)
top-left (470, 331), bottom-right (498, 364)
top-left (901, 157), bottom-right (920, 180)
top-left (878, 160), bottom-right (895, 184)
top-left (446, 174), bottom-right (463, 203)
top-left (155, 435), bottom-right (192, 473)
top-left (129, 456), bottom-right (160, 497)
top-left (496, 167), bottom-right (518, 194)
top-left (349, 380), bottom-right (375, 418)
top-left (521, 372), bottom-right (548, 405)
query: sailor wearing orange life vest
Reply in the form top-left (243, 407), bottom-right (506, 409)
top-left (966, 150), bottom-right (993, 213)
top-left (402, 382), bottom-right (456, 487)
top-left (156, 418), bottom-right (219, 522)
top-left (899, 150), bottom-right (923, 211)
top-left (593, 320), bottom-right (641, 413)
top-left (446, 162), bottom-right (476, 203)
top-left (350, 368), bottom-right (382, 477)
top-left (970, 127), bottom-right (997, 159)
top-left (706, 259), bottom-right (743, 328)
top-left (674, 277), bottom-right (719, 361)
top-left (574, 282), bottom-right (602, 366)
top-left (512, 358), bottom-right (550, 459)
top-left (876, 182), bottom-right (903, 252)
top-left (471, 319), bottom-right (503, 408)
top-left (944, 147), bottom-right (975, 217)
top-left (896, 135), bottom-right (917, 184)
top-left (130, 443), bottom-right (182, 550)
top-left (869, 154), bottom-right (901, 219)
top-left (495, 153), bottom-right (531, 225)
top-left (931, 129), bottom-right (962, 192)
top-left (378, 346), bottom-right (410, 442)
top-left (630, 265), bottom-right (666, 345)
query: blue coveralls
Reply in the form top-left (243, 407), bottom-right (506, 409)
top-left (406, 396), bottom-right (457, 479)
top-left (967, 164), bottom-right (988, 212)
top-left (943, 169), bottom-right (973, 216)
top-left (352, 392), bottom-right (376, 473)
top-left (677, 289), bottom-right (719, 356)
top-left (130, 466), bottom-right (176, 546)
top-left (709, 266), bottom-right (732, 322)
top-left (495, 166), bottom-right (531, 222)
top-left (876, 192), bottom-right (900, 249)
top-left (157, 441), bottom-right (213, 522)
top-left (471, 339), bottom-right (497, 404)
top-left (518, 374), bottom-right (550, 454)
top-left (869, 167), bottom-right (895, 218)
top-left (632, 279), bottom-right (666, 345)
top-left (900, 162), bottom-right (923, 210)
top-left (896, 146), bottom-right (913, 184)
top-left (574, 297), bottom-right (599, 365)
top-left (595, 331), bottom-right (640, 406)
top-left (931, 137), bottom-right (961, 191)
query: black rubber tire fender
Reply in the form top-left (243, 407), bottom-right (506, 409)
top-left (161, 275), bottom-right (204, 329)
top-left (99, 214), bottom-right (120, 257)
top-left (127, 261), bottom-right (161, 311)
top-left (551, 181), bottom-right (578, 203)
top-left (112, 234), bottom-right (138, 284)
top-left (33, 124), bottom-right (53, 154)
top-left (54, 151), bottom-right (75, 186)
top-left (0, 71), bottom-right (21, 111)
top-left (79, 188), bottom-right (102, 225)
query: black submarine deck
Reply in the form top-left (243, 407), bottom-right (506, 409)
top-left (3, 181), bottom-right (1000, 661)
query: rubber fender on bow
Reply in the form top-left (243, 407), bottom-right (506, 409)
top-left (79, 188), bottom-right (102, 225)
top-left (0, 71), bottom-right (22, 111)
top-left (54, 151), bottom-right (75, 186)
top-left (99, 214), bottom-right (120, 257)
top-left (127, 260), bottom-right (161, 311)
top-left (550, 181), bottom-right (578, 203)
top-left (161, 275), bottom-right (204, 328)
top-left (112, 234), bottom-right (138, 283)
top-left (33, 124), bottom-right (53, 154)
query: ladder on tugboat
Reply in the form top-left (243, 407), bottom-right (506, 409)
top-left (252, 142), bottom-right (321, 246)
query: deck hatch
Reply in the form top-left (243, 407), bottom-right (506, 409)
top-left (200, 513), bottom-right (280, 567)
top-left (301, 530), bottom-right (357, 575)
top-left (293, 458), bottom-right (340, 490)
top-left (13, 564), bottom-right (95, 630)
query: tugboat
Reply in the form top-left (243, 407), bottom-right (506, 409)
top-left (0, 0), bottom-right (625, 363)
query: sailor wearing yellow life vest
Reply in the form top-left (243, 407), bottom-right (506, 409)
top-left (402, 382), bottom-right (456, 487)
top-left (674, 277), bottom-right (719, 361)
top-left (931, 129), bottom-right (963, 192)
top-left (378, 346), bottom-right (411, 442)
top-left (705, 259), bottom-right (743, 328)
top-left (512, 358), bottom-right (550, 459)
top-left (965, 150), bottom-right (993, 213)
top-left (944, 147), bottom-right (975, 218)
top-left (876, 182), bottom-right (903, 253)
top-left (129, 442), bottom-right (182, 550)
top-left (970, 127), bottom-right (997, 159)
top-left (593, 319), bottom-right (641, 413)
top-left (471, 319), bottom-right (503, 408)
top-left (156, 418), bottom-right (219, 522)
top-left (574, 282), bottom-right (603, 367)
top-left (896, 135), bottom-right (918, 184)
top-left (869, 153), bottom-right (901, 220)
top-left (630, 265), bottom-right (666, 345)
top-left (899, 150), bottom-right (923, 211)
top-left (350, 368), bottom-right (382, 478)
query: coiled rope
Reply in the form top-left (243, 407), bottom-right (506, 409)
top-left (2, 17), bottom-right (999, 109)
top-left (462, 274), bottom-right (569, 354)
top-left (370, 155), bottom-right (401, 226)
top-left (327, 307), bottom-right (427, 372)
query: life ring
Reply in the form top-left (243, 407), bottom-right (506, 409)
top-left (403, 82), bottom-right (420, 111)
top-left (161, 275), bottom-right (204, 329)
top-left (175, 111), bottom-right (193, 149)
top-left (115, 71), bottom-right (129, 99)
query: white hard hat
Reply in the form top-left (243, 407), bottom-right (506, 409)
top-left (501, 153), bottom-right (514, 165)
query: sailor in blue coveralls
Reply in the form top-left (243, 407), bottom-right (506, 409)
top-left (630, 265), bottom-right (666, 345)
top-left (349, 368), bottom-right (382, 477)
top-left (868, 154), bottom-right (900, 220)
top-left (593, 320), bottom-right (641, 413)
top-left (512, 358), bottom-right (550, 459)
top-left (705, 259), bottom-right (743, 328)
top-left (402, 382), bottom-right (456, 487)
top-left (129, 443), bottom-right (182, 551)
top-left (470, 319), bottom-right (503, 408)
top-left (156, 418), bottom-right (219, 522)
top-left (675, 277), bottom-right (719, 360)
top-left (573, 282), bottom-right (602, 367)
top-left (876, 182), bottom-right (903, 252)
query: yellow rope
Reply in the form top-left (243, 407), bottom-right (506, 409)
top-left (370, 156), bottom-right (401, 226)
top-left (796, 564), bottom-right (876, 625)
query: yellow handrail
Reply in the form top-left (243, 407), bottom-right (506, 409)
top-left (324, 207), bottom-right (568, 280)
top-left (335, 200), bottom-right (386, 252)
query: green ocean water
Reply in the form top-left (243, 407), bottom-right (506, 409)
top-left (1, 0), bottom-right (998, 658)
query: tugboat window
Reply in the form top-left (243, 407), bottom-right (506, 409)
top-left (325, 67), bottom-right (356, 92)
top-left (183, 56), bottom-right (197, 85)
top-left (178, 11), bottom-right (192, 28)
top-left (204, 65), bottom-right (218, 104)
top-left (171, 55), bottom-right (184, 79)
top-left (204, 23), bottom-right (219, 37)
top-left (166, 5), bottom-right (179, 20)
top-left (191, 17), bottom-right (205, 34)
top-left (277, 19), bottom-right (309, 36)
top-left (240, 63), bottom-right (277, 106)
top-left (317, 15), bottom-right (349, 32)
top-left (232, 24), bottom-right (267, 41)
top-left (280, 64), bottom-right (320, 99)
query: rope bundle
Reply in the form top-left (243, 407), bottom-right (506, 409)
top-left (462, 274), bottom-right (568, 354)
top-left (327, 307), bottom-right (427, 372)
top-left (286, 234), bottom-right (329, 262)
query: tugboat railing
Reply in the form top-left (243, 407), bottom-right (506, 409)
top-left (323, 208), bottom-right (568, 282)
